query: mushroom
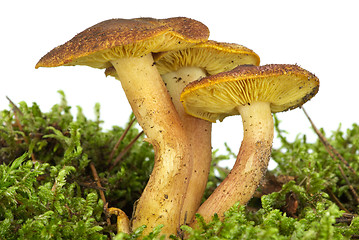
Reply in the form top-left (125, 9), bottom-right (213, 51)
top-left (35, 17), bottom-right (210, 236)
top-left (180, 64), bottom-right (319, 224)
top-left (107, 40), bottom-right (260, 224)
top-left (154, 40), bottom-right (260, 225)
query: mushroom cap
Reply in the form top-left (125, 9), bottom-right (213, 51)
top-left (35, 17), bottom-right (210, 69)
top-left (155, 40), bottom-right (260, 75)
top-left (180, 64), bottom-right (319, 122)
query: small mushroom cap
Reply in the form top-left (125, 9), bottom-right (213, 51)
top-left (155, 40), bottom-right (260, 75)
top-left (180, 64), bottom-right (319, 122)
top-left (35, 17), bottom-right (209, 69)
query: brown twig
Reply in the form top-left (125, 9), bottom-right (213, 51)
top-left (75, 181), bottom-right (106, 191)
top-left (110, 131), bottom-right (144, 171)
top-left (6, 96), bottom-right (37, 162)
top-left (107, 117), bottom-right (136, 165)
top-left (327, 187), bottom-right (350, 213)
top-left (90, 162), bottom-right (111, 226)
top-left (336, 212), bottom-right (356, 224)
top-left (337, 163), bottom-right (359, 205)
top-left (302, 107), bottom-right (359, 205)
top-left (6, 96), bottom-right (23, 115)
top-left (302, 107), bottom-right (356, 175)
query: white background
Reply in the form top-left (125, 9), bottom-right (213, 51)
top-left (1, 1), bottom-right (358, 168)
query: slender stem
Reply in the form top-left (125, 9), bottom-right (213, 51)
top-left (192, 101), bottom-right (273, 224)
top-left (302, 108), bottom-right (359, 204)
top-left (162, 67), bottom-right (212, 225)
top-left (108, 207), bottom-right (130, 234)
top-left (90, 162), bottom-right (111, 225)
top-left (107, 117), bottom-right (136, 165)
top-left (111, 54), bottom-right (191, 235)
top-left (7, 96), bottom-right (37, 163)
top-left (302, 107), bottom-right (356, 175)
top-left (110, 131), bottom-right (144, 170)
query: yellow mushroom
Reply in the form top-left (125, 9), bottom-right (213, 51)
top-left (35, 17), bottom-right (210, 237)
top-left (155, 40), bottom-right (260, 225)
top-left (180, 64), bottom-right (319, 224)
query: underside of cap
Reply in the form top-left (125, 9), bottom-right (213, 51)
top-left (180, 64), bottom-right (319, 122)
top-left (155, 40), bottom-right (260, 75)
top-left (35, 17), bottom-right (210, 69)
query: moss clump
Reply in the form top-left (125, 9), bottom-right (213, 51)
top-left (0, 91), bottom-right (154, 239)
top-left (0, 92), bottom-right (358, 239)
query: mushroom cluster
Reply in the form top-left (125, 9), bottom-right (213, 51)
top-left (36, 17), bottom-right (319, 238)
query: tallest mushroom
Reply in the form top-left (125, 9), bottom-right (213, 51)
top-left (35, 17), bottom-right (210, 236)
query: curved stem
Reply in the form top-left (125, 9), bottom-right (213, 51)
top-left (111, 54), bottom-right (191, 236)
top-left (162, 67), bottom-right (212, 226)
top-left (108, 207), bottom-right (130, 234)
top-left (191, 101), bottom-right (273, 224)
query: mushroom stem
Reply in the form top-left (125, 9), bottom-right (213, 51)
top-left (162, 67), bottom-right (206, 115)
top-left (192, 101), bottom-right (273, 224)
top-left (108, 207), bottom-right (130, 234)
top-left (162, 67), bottom-right (212, 225)
top-left (111, 54), bottom-right (191, 235)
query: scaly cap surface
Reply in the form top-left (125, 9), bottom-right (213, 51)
top-left (35, 17), bottom-right (210, 69)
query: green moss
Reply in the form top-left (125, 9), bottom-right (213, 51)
top-left (0, 91), bottom-right (153, 239)
top-left (0, 93), bottom-right (358, 239)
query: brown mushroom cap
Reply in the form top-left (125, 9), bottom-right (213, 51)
top-left (35, 17), bottom-right (210, 69)
top-left (155, 40), bottom-right (260, 75)
top-left (180, 64), bottom-right (319, 122)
